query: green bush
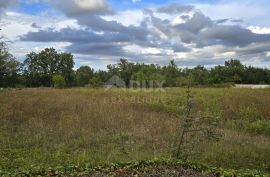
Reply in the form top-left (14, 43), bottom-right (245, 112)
top-left (87, 77), bottom-right (103, 88)
top-left (52, 75), bottom-right (66, 88)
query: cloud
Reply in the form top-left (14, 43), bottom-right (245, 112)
top-left (197, 25), bottom-right (270, 47)
top-left (50, 0), bottom-right (112, 16)
top-left (248, 26), bottom-right (270, 34)
top-left (175, 11), bottom-right (212, 34)
top-left (0, 0), bottom-right (17, 9)
top-left (0, 0), bottom-right (17, 15)
top-left (5, 1), bottom-right (270, 68)
top-left (157, 4), bottom-right (194, 14)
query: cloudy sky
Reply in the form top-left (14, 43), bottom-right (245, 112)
top-left (1, 0), bottom-right (270, 69)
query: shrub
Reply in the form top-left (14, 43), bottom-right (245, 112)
top-left (87, 77), bottom-right (103, 88)
top-left (52, 75), bottom-right (66, 88)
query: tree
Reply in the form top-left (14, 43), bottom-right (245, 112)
top-left (23, 48), bottom-right (75, 87)
top-left (189, 65), bottom-right (209, 85)
top-left (162, 60), bottom-right (179, 87)
top-left (208, 66), bottom-right (226, 84)
top-left (76, 66), bottom-right (94, 86)
top-left (224, 59), bottom-right (245, 83)
top-left (0, 42), bottom-right (19, 87)
top-left (58, 53), bottom-right (75, 86)
top-left (52, 74), bottom-right (66, 88)
top-left (37, 48), bottom-right (60, 86)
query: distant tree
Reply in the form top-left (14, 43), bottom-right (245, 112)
top-left (95, 70), bottom-right (110, 83)
top-left (52, 74), bottom-right (66, 88)
top-left (224, 59), bottom-right (245, 83)
top-left (0, 42), bottom-right (20, 87)
top-left (208, 66), bottom-right (226, 84)
top-left (58, 53), bottom-right (75, 86)
top-left (162, 60), bottom-right (179, 87)
top-left (189, 65), bottom-right (209, 85)
top-left (76, 66), bottom-right (94, 86)
top-left (23, 48), bottom-right (75, 87)
top-left (244, 66), bottom-right (269, 84)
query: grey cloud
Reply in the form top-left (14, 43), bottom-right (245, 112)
top-left (0, 0), bottom-right (17, 9)
top-left (0, 0), bottom-right (17, 14)
top-left (235, 43), bottom-right (270, 55)
top-left (157, 4), bottom-right (194, 14)
top-left (148, 8), bottom-right (270, 50)
top-left (67, 42), bottom-right (127, 56)
top-left (44, 0), bottom-right (116, 33)
top-left (197, 25), bottom-right (270, 47)
top-left (214, 18), bottom-right (243, 24)
top-left (21, 24), bottom-right (149, 44)
top-left (180, 15), bottom-right (190, 20)
top-left (215, 19), bottom-right (230, 24)
top-left (231, 19), bottom-right (243, 23)
top-left (20, 28), bottom-right (128, 43)
top-left (76, 15), bottom-right (124, 32)
top-left (50, 0), bottom-right (112, 16)
top-left (175, 12), bottom-right (213, 34)
top-left (31, 23), bottom-right (41, 29)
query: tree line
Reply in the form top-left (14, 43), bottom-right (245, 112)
top-left (1, 44), bottom-right (270, 88)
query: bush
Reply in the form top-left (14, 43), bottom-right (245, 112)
top-left (52, 75), bottom-right (66, 88)
top-left (87, 77), bottom-right (103, 88)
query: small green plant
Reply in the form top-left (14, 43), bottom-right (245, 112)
top-left (173, 85), bottom-right (220, 160)
top-left (52, 74), bottom-right (66, 88)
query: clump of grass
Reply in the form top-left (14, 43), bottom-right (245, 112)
top-left (246, 120), bottom-right (270, 136)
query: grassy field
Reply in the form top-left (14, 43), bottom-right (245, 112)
top-left (0, 88), bottom-right (270, 175)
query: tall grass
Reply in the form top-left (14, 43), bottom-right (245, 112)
top-left (0, 88), bottom-right (269, 172)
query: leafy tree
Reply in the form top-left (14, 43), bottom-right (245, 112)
top-left (189, 65), bottom-right (209, 85)
top-left (162, 60), bottom-right (179, 87)
top-left (23, 48), bottom-right (75, 87)
top-left (208, 66), bottom-right (226, 84)
top-left (107, 59), bottom-right (141, 87)
top-left (76, 66), bottom-right (94, 86)
top-left (58, 53), bottom-right (75, 86)
top-left (223, 59), bottom-right (245, 83)
top-left (0, 42), bottom-right (20, 87)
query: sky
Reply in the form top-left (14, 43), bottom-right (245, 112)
top-left (1, 0), bottom-right (270, 70)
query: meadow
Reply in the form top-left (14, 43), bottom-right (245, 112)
top-left (0, 87), bottom-right (270, 175)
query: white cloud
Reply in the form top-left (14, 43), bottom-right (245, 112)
top-left (142, 47), bottom-right (162, 55)
top-left (0, 11), bottom-right (80, 61)
top-left (73, 0), bottom-right (108, 12)
top-left (248, 26), bottom-right (270, 34)
top-left (50, 0), bottom-right (111, 16)
top-left (103, 10), bottom-right (144, 26)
